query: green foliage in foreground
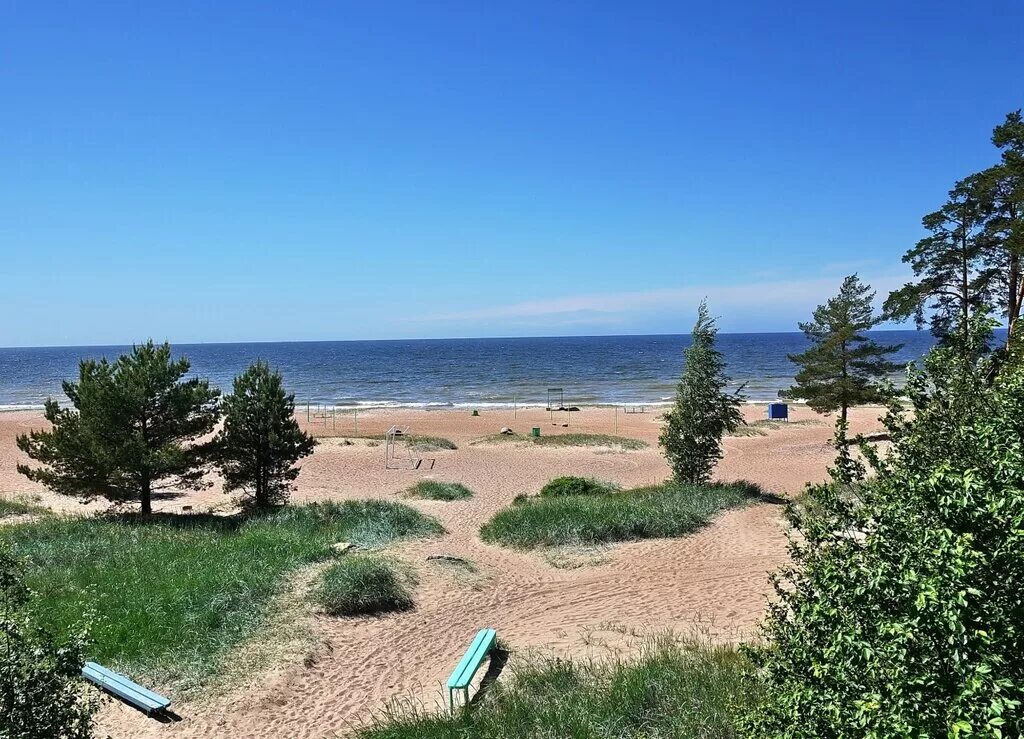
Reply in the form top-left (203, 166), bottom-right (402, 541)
top-left (746, 321), bottom-right (1024, 737)
top-left (357, 637), bottom-right (755, 739)
top-left (1, 549), bottom-right (97, 739)
top-left (481, 481), bottom-right (764, 549)
top-left (408, 480), bottom-right (474, 501)
top-left (538, 476), bottom-right (617, 497)
top-left (1, 502), bottom-right (442, 690)
top-left (315, 555), bottom-right (414, 616)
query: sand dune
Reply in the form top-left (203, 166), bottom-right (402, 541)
top-left (0, 404), bottom-right (884, 738)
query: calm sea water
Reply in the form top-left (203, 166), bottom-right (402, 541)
top-left (0, 332), bottom-right (937, 409)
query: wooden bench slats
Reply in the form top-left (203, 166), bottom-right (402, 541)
top-left (446, 628), bottom-right (496, 711)
top-left (82, 661), bottom-right (171, 714)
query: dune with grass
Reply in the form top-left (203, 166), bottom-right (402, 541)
top-left (0, 402), bottom-right (886, 738)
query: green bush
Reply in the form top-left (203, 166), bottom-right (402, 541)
top-left (0, 549), bottom-right (97, 738)
top-left (356, 637), bottom-right (755, 738)
top-left (538, 476), bottom-right (616, 497)
top-left (2, 501), bottom-right (441, 689)
top-left (315, 556), bottom-right (414, 616)
top-left (481, 481), bottom-right (763, 548)
top-left (409, 481), bottom-right (474, 501)
top-left (745, 328), bottom-right (1024, 736)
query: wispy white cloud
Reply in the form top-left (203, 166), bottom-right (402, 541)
top-left (419, 272), bottom-right (910, 326)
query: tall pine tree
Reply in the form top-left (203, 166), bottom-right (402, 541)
top-left (784, 275), bottom-right (901, 422)
top-left (16, 341), bottom-right (220, 514)
top-left (213, 361), bottom-right (316, 508)
top-left (659, 300), bottom-right (744, 484)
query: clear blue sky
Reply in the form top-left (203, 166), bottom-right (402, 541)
top-left (2, 1), bottom-right (1022, 346)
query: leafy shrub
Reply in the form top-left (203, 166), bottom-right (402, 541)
top-left (481, 481), bottom-right (763, 548)
top-left (745, 331), bottom-right (1024, 736)
top-left (538, 476), bottom-right (616, 498)
top-left (0, 549), bottom-right (97, 738)
top-left (315, 556), bottom-right (414, 616)
top-left (409, 481), bottom-right (473, 501)
top-left (356, 636), bottom-right (755, 738)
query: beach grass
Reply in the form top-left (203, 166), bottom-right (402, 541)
top-left (0, 495), bottom-right (48, 518)
top-left (539, 476), bottom-right (618, 497)
top-left (474, 433), bottom-right (647, 451)
top-left (1, 501), bottom-right (442, 690)
top-left (315, 555), bottom-right (415, 616)
top-left (480, 480), bottom-right (765, 549)
top-left (355, 636), bottom-right (754, 738)
top-left (408, 480), bottom-right (474, 501)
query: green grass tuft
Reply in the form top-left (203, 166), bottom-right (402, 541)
top-left (1, 501), bottom-right (442, 689)
top-left (408, 480), bottom-right (474, 501)
top-left (539, 476), bottom-right (618, 497)
top-left (355, 636), bottom-right (755, 738)
top-left (409, 436), bottom-right (458, 451)
top-left (481, 481), bottom-right (765, 549)
top-left (0, 495), bottom-right (48, 518)
top-left (315, 555), bottom-right (414, 616)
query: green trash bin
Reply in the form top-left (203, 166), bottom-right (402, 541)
top-left (531, 427), bottom-right (541, 438)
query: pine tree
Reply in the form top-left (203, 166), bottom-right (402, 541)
top-left (214, 361), bottom-right (316, 508)
top-left (659, 300), bottom-right (744, 484)
top-left (784, 275), bottom-right (902, 422)
top-left (16, 341), bottom-right (220, 515)
top-left (986, 109), bottom-right (1024, 344)
top-left (884, 177), bottom-right (994, 347)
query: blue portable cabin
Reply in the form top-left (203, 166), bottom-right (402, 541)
top-left (767, 402), bottom-right (789, 421)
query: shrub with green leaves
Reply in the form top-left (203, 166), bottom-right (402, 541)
top-left (315, 556), bottom-right (414, 616)
top-left (0, 549), bottom-right (97, 738)
top-left (745, 321), bottom-right (1024, 737)
top-left (538, 476), bottom-right (616, 498)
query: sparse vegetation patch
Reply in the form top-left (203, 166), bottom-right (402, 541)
top-left (474, 433), bottom-right (646, 451)
top-left (481, 481), bottom-right (765, 549)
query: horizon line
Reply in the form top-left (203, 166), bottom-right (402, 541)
top-left (0, 326), bottom-right (941, 352)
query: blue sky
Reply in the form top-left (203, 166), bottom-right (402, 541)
top-left (2, 1), bottom-right (1022, 346)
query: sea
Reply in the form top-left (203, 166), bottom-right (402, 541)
top-left (0, 332), bottom-right (941, 411)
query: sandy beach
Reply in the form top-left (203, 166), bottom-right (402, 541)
top-left (0, 403), bottom-right (885, 738)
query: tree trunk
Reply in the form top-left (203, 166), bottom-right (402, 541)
top-left (141, 472), bottom-right (152, 515)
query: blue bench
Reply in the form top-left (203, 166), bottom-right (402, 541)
top-left (82, 661), bottom-right (171, 715)
top-left (446, 628), bottom-right (496, 711)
